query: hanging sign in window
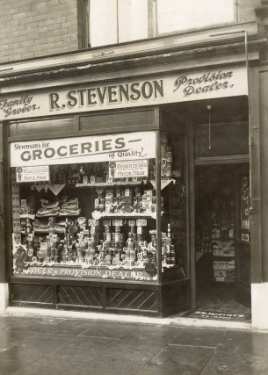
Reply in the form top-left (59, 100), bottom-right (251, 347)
top-left (110, 160), bottom-right (148, 179)
top-left (10, 131), bottom-right (156, 167)
top-left (16, 165), bottom-right (50, 182)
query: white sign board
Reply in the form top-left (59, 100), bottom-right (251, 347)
top-left (112, 160), bottom-right (148, 179)
top-left (16, 165), bottom-right (50, 182)
top-left (10, 131), bottom-right (156, 167)
top-left (0, 66), bottom-right (248, 120)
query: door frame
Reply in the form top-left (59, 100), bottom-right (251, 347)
top-left (187, 121), bottom-right (251, 310)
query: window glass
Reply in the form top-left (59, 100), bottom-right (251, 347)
top-left (89, 0), bottom-right (118, 47)
top-left (160, 132), bottom-right (187, 280)
top-left (118, 0), bottom-right (148, 43)
top-left (89, 0), bottom-right (235, 47)
top-left (89, 0), bottom-right (148, 47)
top-left (10, 132), bottom-right (159, 283)
top-left (157, 0), bottom-right (235, 34)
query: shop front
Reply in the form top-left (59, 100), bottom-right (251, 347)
top-left (0, 63), bottom-right (251, 317)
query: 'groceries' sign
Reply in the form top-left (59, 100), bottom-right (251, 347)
top-left (10, 131), bottom-right (156, 167)
top-left (0, 66), bottom-right (247, 120)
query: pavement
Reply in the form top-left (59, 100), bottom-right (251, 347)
top-left (0, 312), bottom-right (268, 375)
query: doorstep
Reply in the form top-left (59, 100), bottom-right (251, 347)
top-left (3, 306), bottom-right (252, 331)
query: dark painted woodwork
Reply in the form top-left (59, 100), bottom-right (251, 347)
top-left (8, 117), bottom-right (76, 139)
top-left (188, 123), bottom-right (196, 310)
top-left (161, 280), bottom-right (189, 316)
top-left (195, 122), bottom-right (249, 158)
top-left (195, 155), bottom-right (249, 166)
top-left (235, 165), bottom-right (251, 306)
top-left (259, 66), bottom-right (268, 281)
top-left (250, 67), bottom-right (263, 283)
top-left (0, 122), bottom-right (6, 283)
top-left (9, 278), bottom-right (189, 316)
top-left (10, 283), bottom-right (55, 306)
top-left (106, 287), bottom-right (158, 312)
top-left (58, 285), bottom-right (104, 308)
top-left (79, 107), bottom-right (159, 134)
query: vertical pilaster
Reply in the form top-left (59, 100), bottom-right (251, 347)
top-left (0, 122), bottom-right (8, 311)
top-left (251, 65), bottom-right (268, 329)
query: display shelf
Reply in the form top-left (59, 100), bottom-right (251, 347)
top-left (211, 238), bottom-right (235, 242)
top-left (33, 228), bottom-right (66, 234)
top-left (75, 180), bottom-right (148, 188)
top-left (20, 214), bottom-right (35, 220)
top-left (77, 179), bottom-right (175, 191)
top-left (212, 251), bottom-right (235, 258)
top-left (36, 213), bottom-right (80, 218)
top-left (92, 210), bottom-right (157, 220)
top-left (32, 229), bottom-right (50, 234)
top-left (238, 239), bottom-right (250, 245)
top-left (213, 279), bottom-right (235, 283)
top-left (150, 178), bottom-right (176, 191)
top-left (58, 213), bottom-right (80, 217)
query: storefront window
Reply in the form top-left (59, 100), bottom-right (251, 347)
top-left (10, 130), bottom-right (187, 284)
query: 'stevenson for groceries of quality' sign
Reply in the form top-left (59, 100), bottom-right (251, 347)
top-left (0, 66), bottom-right (248, 120)
top-left (10, 131), bottom-right (156, 167)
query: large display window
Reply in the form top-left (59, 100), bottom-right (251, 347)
top-left (9, 130), bottom-right (187, 285)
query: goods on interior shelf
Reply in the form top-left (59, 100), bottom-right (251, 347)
top-left (213, 260), bottom-right (235, 282)
top-left (161, 134), bottom-right (173, 178)
top-left (212, 240), bottom-right (235, 257)
top-left (240, 175), bottom-right (250, 242)
top-left (93, 186), bottom-right (155, 215)
top-left (14, 190), bottom-right (178, 275)
top-left (12, 132), bottom-right (182, 281)
top-left (196, 167), bottom-right (237, 284)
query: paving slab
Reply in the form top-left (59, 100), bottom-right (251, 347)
top-left (0, 315), bottom-right (267, 375)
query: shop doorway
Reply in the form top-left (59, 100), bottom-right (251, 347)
top-left (194, 163), bottom-right (251, 321)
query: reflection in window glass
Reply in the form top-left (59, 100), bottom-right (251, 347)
top-left (10, 132), bottom-right (159, 282)
top-left (89, 0), bottom-right (118, 47)
top-left (118, 0), bottom-right (148, 43)
top-left (157, 0), bottom-right (235, 34)
top-left (89, 0), bottom-right (148, 47)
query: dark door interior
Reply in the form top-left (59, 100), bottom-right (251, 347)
top-left (195, 163), bottom-right (251, 317)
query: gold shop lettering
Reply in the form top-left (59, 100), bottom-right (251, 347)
top-left (0, 95), bottom-right (39, 118)
top-left (49, 80), bottom-right (164, 111)
top-left (173, 70), bottom-right (233, 97)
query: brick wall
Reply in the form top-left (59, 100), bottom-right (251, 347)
top-left (0, 0), bottom-right (80, 63)
top-left (0, 0), bottom-right (261, 64)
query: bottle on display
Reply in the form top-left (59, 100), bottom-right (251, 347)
top-left (228, 224), bottom-right (234, 239)
top-left (211, 222), bottom-right (221, 240)
top-left (166, 224), bottom-right (176, 266)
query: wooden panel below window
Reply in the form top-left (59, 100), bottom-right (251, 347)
top-left (9, 279), bottom-right (189, 316)
top-left (106, 287), bottom-right (158, 312)
top-left (10, 283), bottom-right (55, 306)
top-left (58, 285), bottom-right (103, 308)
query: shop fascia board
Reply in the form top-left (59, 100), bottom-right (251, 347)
top-left (0, 21), bottom-right (259, 78)
top-left (0, 41), bottom-right (261, 95)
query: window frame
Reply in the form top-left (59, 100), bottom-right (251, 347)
top-left (84, 0), bottom-right (237, 49)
